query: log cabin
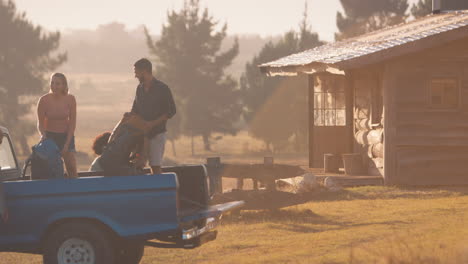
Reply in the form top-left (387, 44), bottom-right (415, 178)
top-left (259, 2), bottom-right (468, 185)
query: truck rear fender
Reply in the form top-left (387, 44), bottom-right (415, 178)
top-left (40, 217), bottom-right (119, 250)
top-left (40, 212), bottom-right (122, 244)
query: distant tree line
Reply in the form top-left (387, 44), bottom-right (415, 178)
top-left (58, 23), bottom-right (148, 74)
top-left (0, 0), bottom-right (433, 155)
top-left (58, 24), bottom-right (274, 77)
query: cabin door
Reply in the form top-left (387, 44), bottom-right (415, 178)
top-left (309, 74), bottom-right (351, 167)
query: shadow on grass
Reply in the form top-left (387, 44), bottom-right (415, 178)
top-left (223, 207), bottom-right (408, 233)
top-left (270, 219), bottom-right (409, 234)
top-left (302, 185), bottom-right (468, 202)
top-left (215, 186), bottom-right (468, 212)
top-left (224, 208), bottom-right (324, 224)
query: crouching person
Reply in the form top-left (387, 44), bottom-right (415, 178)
top-left (89, 132), bottom-right (111, 172)
top-left (89, 114), bottom-right (148, 176)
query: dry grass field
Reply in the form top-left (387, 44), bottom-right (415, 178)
top-left (1, 186), bottom-right (467, 264)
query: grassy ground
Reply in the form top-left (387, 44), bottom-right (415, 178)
top-left (1, 186), bottom-right (467, 264)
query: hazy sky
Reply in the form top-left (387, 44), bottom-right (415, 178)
top-left (14, 0), bottom-right (420, 41)
top-left (13, 0), bottom-right (344, 41)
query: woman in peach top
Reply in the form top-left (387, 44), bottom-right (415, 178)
top-left (37, 73), bottom-right (77, 178)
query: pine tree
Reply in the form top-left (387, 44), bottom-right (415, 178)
top-left (335, 0), bottom-right (409, 40)
top-left (0, 0), bottom-right (66, 154)
top-left (411, 0), bottom-right (432, 18)
top-left (240, 2), bottom-right (323, 152)
top-left (145, 0), bottom-right (240, 152)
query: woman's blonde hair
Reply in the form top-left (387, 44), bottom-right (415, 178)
top-left (49, 72), bottom-right (69, 95)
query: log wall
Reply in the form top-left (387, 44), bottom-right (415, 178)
top-left (390, 37), bottom-right (468, 185)
top-left (353, 70), bottom-right (384, 176)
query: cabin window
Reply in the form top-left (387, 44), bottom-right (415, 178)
top-left (314, 75), bottom-right (346, 126)
top-left (429, 78), bottom-right (459, 109)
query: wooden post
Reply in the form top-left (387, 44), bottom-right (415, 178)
top-left (206, 157), bottom-right (221, 166)
top-left (383, 63), bottom-right (397, 185)
top-left (308, 75), bottom-right (315, 168)
top-left (345, 70), bottom-right (354, 154)
top-left (236, 177), bottom-right (244, 190)
top-left (264, 156), bottom-right (274, 165)
top-left (206, 157), bottom-right (222, 194)
top-left (264, 156), bottom-right (276, 190)
top-left (252, 178), bottom-right (258, 190)
top-left (235, 156), bottom-right (245, 190)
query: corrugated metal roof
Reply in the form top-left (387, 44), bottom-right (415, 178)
top-left (260, 11), bottom-right (468, 71)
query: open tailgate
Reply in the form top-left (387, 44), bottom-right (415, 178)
top-left (180, 201), bottom-right (244, 223)
top-left (177, 201), bottom-right (244, 247)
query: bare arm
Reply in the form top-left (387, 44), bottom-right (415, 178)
top-left (108, 117), bottom-right (124, 144)
top-left (37, 96), bottom-right (47, 140)
top-left (133, 136), bottom-right (149, 169)
top-left (63, 95), bottom-right (77, 151)
top-left (145, 114), bottom-right (169, 132)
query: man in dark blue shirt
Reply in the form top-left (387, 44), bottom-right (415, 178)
top-left (130, 58), bottom-right (176, 174)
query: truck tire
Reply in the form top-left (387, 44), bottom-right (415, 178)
top-left (42, 222), bottom-right (116, 264)
top-left (115, 241), bottom-right (145, 264)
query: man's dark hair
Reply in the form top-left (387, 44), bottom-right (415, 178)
top-left (134, 58), bottom-right (152, 73)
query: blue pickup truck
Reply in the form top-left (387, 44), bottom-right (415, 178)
top-left (0, 126), bottom-right (243, 264)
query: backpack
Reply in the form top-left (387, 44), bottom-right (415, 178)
top-left (28, 139), bottom-right (64, 180)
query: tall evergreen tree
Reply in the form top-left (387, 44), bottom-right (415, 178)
top-left (411, 0), bottom-right (432, 18)
top-left (0, 0), bottom-right (66, 154)
top-left (145, 0), bottom-right (240, 152)
top-left (335, 0), bottom-right (409, 40)
top-left (240, 2), bottom-right (323, 152)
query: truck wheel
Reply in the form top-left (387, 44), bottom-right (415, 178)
top-left (43, 222), bottom-right (116, 264)
top-left (115, 241), bottom-right (145, 264)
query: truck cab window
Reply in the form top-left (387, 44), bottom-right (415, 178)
top-left (0, 134), bottom-right (17, 171)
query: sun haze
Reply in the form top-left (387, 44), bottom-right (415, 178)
top-left (14, 0), bottom-right (343, 41)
